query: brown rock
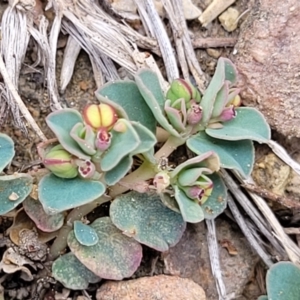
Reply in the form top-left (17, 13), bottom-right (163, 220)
top-left (232, 0), bottom-right (300, 138)
top-left (96, 275), bottom-right (206, 300)
top-left (163, 220), bottom-right (258, 299)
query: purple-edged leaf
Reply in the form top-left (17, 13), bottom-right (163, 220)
top-left (174, 185), bottom-right (204, 223)
top-left (202, 173), bottom-right (227, 219)
top-left (96, 81), bottom-right (156, 134)
top-left (110, 191), bottom-right (186, 251)
top-left (68, 217), bottom-right (142, 280)
top-left (74, 221), bottom-right (98, 246)
top-left (46, 109), bottom-right (90, 160)
top-left (187, 132), bottom-right (255, 177)
top-left (0, 133), bottom-right (15, 173)
top-left (200, 58), bottom-right (237, 125)
top-left (52, 252), bottom-right (101, 290)
top-left (38, 174), bottom-right (106, 215)
top-left (205, 107), bottom-right (271, 143)
top-left (23, 197), bottom-right (64, 232)
top-left (0, 174), bottom-right (33, 215)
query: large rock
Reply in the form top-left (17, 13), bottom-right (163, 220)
top-left (96, 275), bottom-right (206, 300)
top-left (163, 220), bottom-right (258, 299)
top-left (232, 0), bottom-right (300, 138)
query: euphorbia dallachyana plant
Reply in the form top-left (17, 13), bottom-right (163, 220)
top-left (0, 58), bottom-right (271, 289)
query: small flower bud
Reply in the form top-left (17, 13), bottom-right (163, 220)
top-left (153, 171), bottom-right (170, 193)
top-left (227, 94), bottom-right (241, 107)
top-left (43, 145), bottom-right (78, 178)
top-left (83, 103), bottom-right (118, 130)
top-left (77, 160), bottom-right (96, 179)
top-left (95, 128), bottom-right (111, 151)
top-left (166, 79), bottom-right (201, 107)
top-left (218, 105), bottom-right (236, 122)
top-left (187, 102), bottom-right (202, 125)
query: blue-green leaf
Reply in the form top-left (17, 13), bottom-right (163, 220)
top-left (135, 69), bottom-right (180, 137)
top-left (0, 133), bottom-right (15, 173)
top-left (52, 253), bottom-right (101, 290)
top-left (0, 174), bottom-right (33, 215)
top-left (110, 191), bottom-right (186, 251)
top-left (96, 81), bottom-right (156, 134)
top-left (206, 107), bottom-right (271, 143)
top-left (38, 174), bottom-right (106, 215)
top-left (46, 109), bottom-right (89, 160)
top-left (202, 173), bottom-right (227, 219)
top-left (187, 132), bottom-right (254, 177)
top-left (266, 262), bottom-right (300, 300)
top-left (74, 221), bottom-right (99, 246)
top-left (174, 185), bottom-right (204, 223)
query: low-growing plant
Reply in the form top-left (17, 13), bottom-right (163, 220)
top-left (258, 261), bottom-right (300, 300)
top-left (0, 58), bottom-right (271, 289)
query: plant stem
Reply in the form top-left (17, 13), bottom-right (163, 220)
top-left (108, 161), bottom-right (156, 199)
top-left (48, 195), bottom-right (110, 260)
top-left (154, 135), bottom-right (186, 160)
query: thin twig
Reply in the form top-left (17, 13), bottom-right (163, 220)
top-left (0, 54), bottom-right (47, 141)
top-left (206, 219), bottom-right (227, 300)
top-left (242, 183), bottom-right (300, 209)
top-left (192, 37), bottom-right (237, 48)
top-left (227, 193), bottom-right (274, 267)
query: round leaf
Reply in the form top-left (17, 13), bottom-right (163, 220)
top-left (110, 191), bottom-right (186, 251)
top-left (96, 81), bottom-right (157, 134)
top-left (46, 109), bottom-right (90, 160)
top-left (187, 132), bottom-right (254, 177)
top-left (0, 174), bottom-right (33, 215)
top-left (205, 107), bottom-right (271, 143)
top-left (52, 252), bottom-right (101, 290)
top-left (0, 133), bottom-right (15, 173)
top-left (23, 197), bottom-right (64, 232)
top-left (266, 261), bottom-right (300, 300)
top-left (38, 174), bottom-right (106, 215)
top-left (68, 217), bottom-right (142, 280)
top-left (74, 221), bottom-right (98, 246)
top-left (174, 185), bottom-right (204, 223)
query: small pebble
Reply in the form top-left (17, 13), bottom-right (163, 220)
top-left (219, 7), bottom-right (240, 32)
top-left (206, 48), bottom-right (222, 59)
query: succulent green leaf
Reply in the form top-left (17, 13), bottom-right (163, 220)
top-left (96, 81), bottom-right (156, 134)
top-left (52, 252), bottom-right (101, 290)
top-left (134, 69), bottom-right (181, 137)
top-left (0, 133), bottom-right (15, 173)
top-left (206, 107), bottom-right (271, 143)
top-left (201, 58), bottom-right (237, 125)
top-left (104, 156), bottom-right (133, 186)
top-left (159, 192), bottom-right (180, 213)
top-left (0, 174), bottom-right (33, 215)
top-left (202, 173), bottom-right (227, 219)
top-left (74, 221), bottom-right (99, 246)
top-left (38, 174), bottom-right (106, 215)
top-left (187, 132), bottom-right (255, 177)
top-left (110, 191), bottom-right (186, 251)
top-left (100, 119), bottom-right (140, 171)
top-left (174, 185), bottom-right (204, 223)
top-left (68, 217), bottom-right (142, 280)
top-left (131, 122), bottom-right (157, 155)
top-left (23, 197), bottom-right (64, 232)
top-left (46, 109), bottom-right (90, 160)
top-left (266, 261), bottom-right (300, 300)
top-left (171, 151), bottom-right (220, 179)
top-left (211, 82), bottom-right (229, 118)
